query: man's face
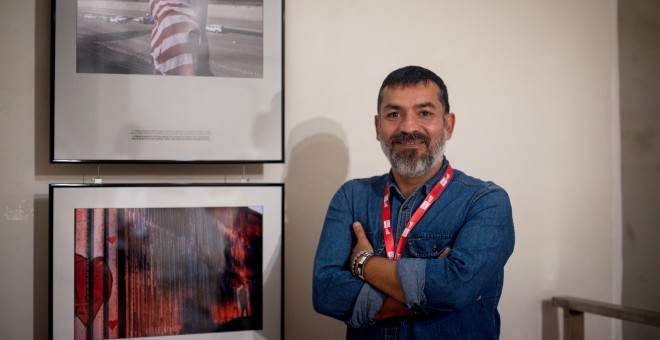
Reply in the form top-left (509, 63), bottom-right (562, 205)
top-left (375, 82), bottom-right (455, 178)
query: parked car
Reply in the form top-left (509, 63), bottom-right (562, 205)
top-left (133, 16), bottom-right (155, 24)
top-left (205, 24), bottom-right (223, 33)
top-left (109, 15), bottom-right (128, 23)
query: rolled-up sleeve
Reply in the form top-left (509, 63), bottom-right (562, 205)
top-left (396, 257), bottom-right (428, 310)
top-left (396, 186), bottom-right (515, 313)
top-left (347, 283), bottom-right (387, 327)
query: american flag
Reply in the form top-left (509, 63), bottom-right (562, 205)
top-left (149, 0), bottom-right (205, 75)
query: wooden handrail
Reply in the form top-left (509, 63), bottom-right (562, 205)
top-left (552, 296), bottom-right (660, 340)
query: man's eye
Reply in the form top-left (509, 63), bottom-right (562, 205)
top-left (386, 112), bottom-right (400, 118)
top-left (420, 111), bottom-right (432, 117)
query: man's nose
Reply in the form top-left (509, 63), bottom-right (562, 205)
top-left (399, 112), bottom-right (420, 133)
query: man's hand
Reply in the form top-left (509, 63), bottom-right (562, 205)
top-left (351, 223), bottom-right (459, 320)
top-left (351, 222), bottom-right (374, 262)
top-left (438, 246), bottom-right (451, 259)
top-left (374, 297), bottom-right (416, 320)
top-left (350, 222), bottom-right (406, 303)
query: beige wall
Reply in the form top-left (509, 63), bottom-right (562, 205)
top-left (0, 1), bottom-right (623, 339)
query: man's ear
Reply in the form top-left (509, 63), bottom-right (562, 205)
top-left (445, 112), bottom-right (456, 140)
top-left (374, 114), bottom-right (381, 141)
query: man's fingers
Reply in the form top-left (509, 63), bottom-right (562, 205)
top-left (352, 222), bottom-right (365, 239)
top-left (438, 246), bottom-right (451, 259)
top-left (351, 221), bottom-right (374, 254)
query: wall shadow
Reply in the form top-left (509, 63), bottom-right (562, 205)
top-left (33, 195), bottom-right (49, 340)
top-left (283, 118), bottom-right (349, 340)
top-left (33, 2), bottom-right (51, 339)
top-left (619, 0), bottom-right (660, 339)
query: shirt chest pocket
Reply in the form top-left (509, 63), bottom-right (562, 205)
top-left (406, 235), bottom-right (453, 258)
top-left (365, 230), bottom-right (386, 255)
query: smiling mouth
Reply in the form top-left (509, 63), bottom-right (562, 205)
top-left (396, 139), bottom-right (426, 148)
top-left (389, 132), bottom-right (431, 151)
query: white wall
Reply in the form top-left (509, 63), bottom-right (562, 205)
top-left (0, 1), bottom-right (619, 339)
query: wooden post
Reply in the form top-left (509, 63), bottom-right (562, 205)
top-left (563, 309), bottom-right (584, 340)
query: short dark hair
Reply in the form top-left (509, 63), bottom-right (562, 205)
top-left (377, 66), bottom-right (450, 115)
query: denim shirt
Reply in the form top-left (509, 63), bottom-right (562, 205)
top-left (313, 160), bottom-right (515, 340)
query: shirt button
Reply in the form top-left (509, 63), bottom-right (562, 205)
top-left (402, 206), bottom-right (409, 211)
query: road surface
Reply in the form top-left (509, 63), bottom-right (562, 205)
top-left (75, 5), bottom-right (264, 78)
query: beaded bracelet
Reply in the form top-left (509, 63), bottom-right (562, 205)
top-left (353, 251), bottom-right (375, 280)
top-left (351, 250), bottom-right (370, 276)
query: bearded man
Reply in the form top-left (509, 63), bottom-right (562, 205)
top-left (313, 66), bottom-right (515, 339)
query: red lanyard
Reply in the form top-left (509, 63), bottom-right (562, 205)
top-left (382, 165), bottom-right (454, 260)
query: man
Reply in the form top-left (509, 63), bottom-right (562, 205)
top-left (313, 66), bottom-right (515, 339)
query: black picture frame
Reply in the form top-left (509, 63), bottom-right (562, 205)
top-left (49, 183), bottom-right (284, 339)
top-left (50, 0), bottom-right (284, 163)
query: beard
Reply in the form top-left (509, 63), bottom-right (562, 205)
top-left (380, 130), bottom-right (447, 178)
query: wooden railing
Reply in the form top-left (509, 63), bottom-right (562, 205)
top-left (552, 296), bottom-right (660, 340)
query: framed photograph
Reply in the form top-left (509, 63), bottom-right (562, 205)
top-left (51, 0), bottom-right (283, 163)
top-left (49, 183), bottom-right (284, 339)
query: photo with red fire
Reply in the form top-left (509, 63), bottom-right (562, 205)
top-left (73, 206), bottom-right (263, 339)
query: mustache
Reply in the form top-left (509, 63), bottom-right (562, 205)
top-left (389, 132), bottom-right (431, 146)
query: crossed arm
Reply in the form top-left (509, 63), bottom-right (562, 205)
top-left (351, 221), bottom-right (451, 320)
top-left (313, 184), bottom-right (514, 325)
